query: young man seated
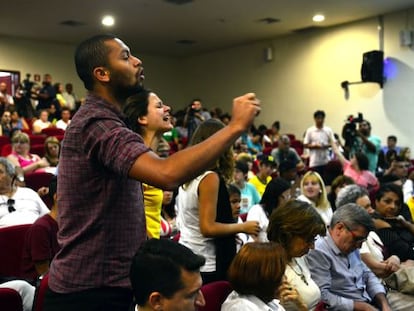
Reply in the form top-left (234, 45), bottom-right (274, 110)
top-left (130, 239), bottom-right (206, 311)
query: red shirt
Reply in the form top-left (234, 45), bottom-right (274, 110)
top-left (48, 94), bottom-right (149, 293)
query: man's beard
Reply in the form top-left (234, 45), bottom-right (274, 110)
top-left (111, 78), bottom-right (144, 106)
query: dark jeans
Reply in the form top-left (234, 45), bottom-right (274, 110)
top-left (43, 286), bottom-right (133, 311)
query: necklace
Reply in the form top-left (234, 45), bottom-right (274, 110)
top-left (288, 259), bottom-right (308, 286)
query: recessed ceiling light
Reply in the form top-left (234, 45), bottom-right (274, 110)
top-left (313, 14), bottom-right (325, 22)
top-left (102, 15), bottom-right (115, 27)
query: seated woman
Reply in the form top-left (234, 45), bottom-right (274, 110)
top-left (7, 132), bottom-right (49, 174)
top-left (0, 157), bottom-right (49, 227)
top-left (222, 242), bottom-right (288, 311)
top-left (327, 175), bottom-right (355, 212)
top-left (374, 183), bottom-right (414, 262)
top-left (267, 200), bottom-right (326, 311)
top-left (297, 171), bottom-right (333, 228)
top-left (331, 139), bottom-right (379, 191)
top-left (43, 136), bottom-right (61, 167)
top-left (176, 119), bottom-right (260, 284)
top-left (246, 177), bottom-right (291, 242)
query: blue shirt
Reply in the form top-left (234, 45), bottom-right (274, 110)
top-left (306, 233), bottom-right (385, 311)
top-left (239, 182), bottom-right (261, 214)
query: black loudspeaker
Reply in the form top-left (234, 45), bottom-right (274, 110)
top-left (361, 50), bottom-right (384, 87)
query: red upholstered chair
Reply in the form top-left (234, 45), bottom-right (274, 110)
top-left (1, 143), bottom-right (12, 157)
top-left (0, 288), bottom-right (23, 311)
top-left (24, 172), bottom-right (54, 192)
top-left (30, 144), bottom-right (45, 157)
top-left (41, 128), bottom-right (65, 137)
top-left (32, 273), bottom-right (49, 311)
top-left (198, 281), bottom-right (232, 311)
top-left (28, 135), bottom-right (46, 146)
top-left (0, 135), bottom-right (11, 153)
top-left (0, 224), bottom-right (32, 278)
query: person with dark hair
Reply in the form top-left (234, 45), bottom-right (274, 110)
top-left (327, 175), bottom-right (355, 211)
top-left (267, 200), bottom-right (326, 311)
top-left (374, 183), bottom-right (414, 261)
top-left (247, 177), bottom-right (291, 242)
top-left (21, 176), bottom-right (59, 281)
top-left (271, 135), bottom-right (304, 171)
top-left (307, 204), bottom-right (391, 311)
top-left (268, 120), bottom-right (281, 145)
top-left (231, 160), bottom-right (260, 214)
top-left (227, 184), bottom-right (249, 251)
top-left (303, 110), bottom-right (334, 176)
top-left (382, 155), bottom-right (409, 184)
top-left (331, 136), bottom-right (378, 191)
top-left (248, 154), bottom-right (276, 197)
top-left (381, 135), bottom-right (401, 155)
top-left (183, 98), bottom-right (211, 140)
top-left (348, 119), bottom-right (381, 173)
top-left (44, 34), bottom-right (260, 311)
top-left (130, 238), bottom-right (206, 311)
top-left (222, 242), bottom-right (288, 311)
top-left (176, 119), bottom-right (260, 284)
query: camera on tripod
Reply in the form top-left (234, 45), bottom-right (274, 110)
top-left (342, 112), bottom-right (364, 146)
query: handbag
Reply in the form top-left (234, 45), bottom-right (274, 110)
top-left (384, 267), bottom-right (414, 294)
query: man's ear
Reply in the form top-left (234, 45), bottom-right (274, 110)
top-left (93, 67), bottom-right (110, 82)
top-left (148, 292), bottom-right (164, 311)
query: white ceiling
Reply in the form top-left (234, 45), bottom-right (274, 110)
top-left (1, 0), bottom-right (413, 57)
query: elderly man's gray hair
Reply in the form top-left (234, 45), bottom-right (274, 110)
top-left (336, 184), bottom-right (368, 208)
top-left (0, 157), bottom-right (16, 177)
top-left (331, 203), bottom-right (374, 232)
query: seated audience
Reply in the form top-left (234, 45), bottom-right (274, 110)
top-left (307, 204), bottom-right (392, 311)
top-left (271, 135), bottom-right (304, 171)
top-left (267, 200), bottom-right (326, 311)
top-left (278, 160), bottom-right (300, 198)
top-left (248, 154), bottom-right (276, 197)
top-left (43, 136), bottom-right (60, 168)
top-left (0, 157), bottom-right (49, 227)
top-left (327, 175), bottom-right (355, 212)
top-left (32, 109), bottom-right (52, 134)
top-left (399, 147), bottom-right (412, 164)
top-left (231, 160), bottom-right (260, 214)
top-left (130, 238), bottom-right (206, 311)
top-left (335, 184), bottom-right (414, 311)
top-left (7, 132), bottom-right (49, 174)
top-left (55, 107), bottom-right (71, 130)
top-left (247, 177), bottom-right (291, 242)
top-left (0, 110), bottom-right (12, 137)
top-left (297, 171), bottom-right (332, 227)
top-left (21, 176), bottom-right (59, 281)
top-left (374, 183), bottom-right (414, 262)
top-left (222, 242), bottom-right (288, 311)
top-left (10, 108), bottom-right (30, 131)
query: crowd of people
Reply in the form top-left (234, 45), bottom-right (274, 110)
top-left (1, 33), bottom-right (414, 311)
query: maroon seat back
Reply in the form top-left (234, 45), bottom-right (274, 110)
top-left (32, 273), bottom-right (49, 311)
top-left (0, 224), bottom-right (31, 278)
top-left (0, 288), bottom-right (23, 311)
top-left (198, 280), bottom-right (232, 311)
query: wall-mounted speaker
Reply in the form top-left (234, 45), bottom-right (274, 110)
top-left (361, 50), bottom-right (384, 88)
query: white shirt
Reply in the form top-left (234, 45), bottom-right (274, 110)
top-left (284, 257), bottom-right (321, 311)
top-left (359, 231), bottom-right (385, 261)
top-left (0, 187), bottom-right (49, 227)
top-left (303, 125), bottom-right (334, 168)
top-left (56, 119), bottom-right (70, 130)
top-left (246, 204), bottom-right (269, 243)
top-left (176, 171), bottom-right (216, 272)
top-left (222, 291), bottom-right (285, 311)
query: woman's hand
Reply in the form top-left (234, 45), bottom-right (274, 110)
top-left (278, 279), bottom-right (307, 311)
top-left (242, 220), bottom-right (260, 235)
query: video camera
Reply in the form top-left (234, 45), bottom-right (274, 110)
top-left (342, 112), bottom-right (364, 146)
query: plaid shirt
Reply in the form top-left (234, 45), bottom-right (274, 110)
top-left (49, 94), bottom-right (149, 293)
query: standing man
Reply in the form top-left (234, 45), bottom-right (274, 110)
top-left (0, 81), bottom-right (14, 115)
top-left (37, 74), bottom-right (56, 111)
top-left (350, 120), bottom-right (381, 173)
top-left (307, 204), bottom-right (392, 311)
top-left (183, 98), bottom-right (211, 140)
top-left (44, 34), bottom-right (260, 311)
top-left (303, 110), bottom-right (334, 176)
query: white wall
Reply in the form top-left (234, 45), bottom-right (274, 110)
top-left (0, 7), bottom-right (413, 151)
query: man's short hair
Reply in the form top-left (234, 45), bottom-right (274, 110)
top-left (130, 239), bottom-right (205, 306)
top-left (313, 110), bottom-right (325, 118)
top-left (278, 160), bottom-right (296, 174)
top-left (336, 185), bottom-right (368, 208)
top-left (387, 135), bottom-right (397, 142)
top-left (280, 135), bottom-right (290, 145)
top-left (234, 160), bottom-right (249, 175)
top-left (332, 203), bottom-right (374, 232)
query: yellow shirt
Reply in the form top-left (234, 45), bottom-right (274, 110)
top-left (143, 183), bottom-right (163, 239)
top-left (248, 175), bottom-right (271, 197)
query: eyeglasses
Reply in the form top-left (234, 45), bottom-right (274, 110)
top-left (343, 222), bottom-right (367, 243)
top-left (12, 140), bottom-right (28, 144)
